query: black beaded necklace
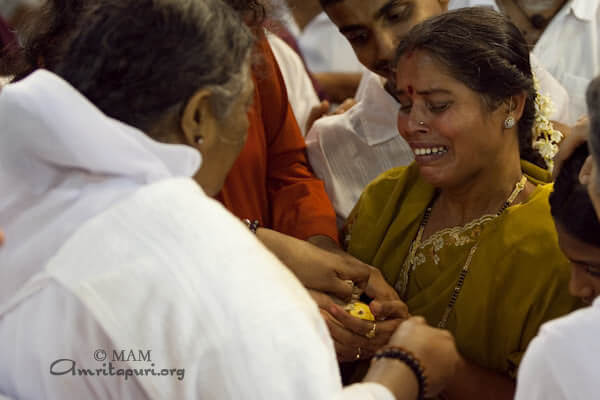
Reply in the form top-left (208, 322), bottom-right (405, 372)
top-left (402, 175), bottom-right (527, 329)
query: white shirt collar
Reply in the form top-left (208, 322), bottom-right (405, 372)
top-left (0, 69), bottom-right (201, 191)
top-left (569, 0), bottom-right (600, 22)
top-left (353, 71), bottom-right (400, 146)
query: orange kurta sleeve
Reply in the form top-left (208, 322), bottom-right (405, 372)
top-left (217, 33), bottom-right (338, 243)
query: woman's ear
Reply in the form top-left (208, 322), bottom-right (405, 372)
top-left (439, 0), bottom-right (450, 12)
top-left (180, 88), bottom-right (215, 149)
top-left (511, 91), bottom-right (528, 121)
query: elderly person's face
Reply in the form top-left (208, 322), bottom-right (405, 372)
top-left (394, 51), bottom-right (512, 188)
top-left (555, 223), bottom-right (600, 304)
top-left (177, 64), bottom-right (254, 197)
top-left (323, 0), bottom-right (448, 79)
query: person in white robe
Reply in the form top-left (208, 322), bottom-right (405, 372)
top-left (0, 0), bottom-right (460, 399)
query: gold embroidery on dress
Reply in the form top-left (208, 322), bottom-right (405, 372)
top-left (396, 214), bottom-right (495, 296)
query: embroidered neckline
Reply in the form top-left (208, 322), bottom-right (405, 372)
top-left (418, 213), bottom-right (497, 249)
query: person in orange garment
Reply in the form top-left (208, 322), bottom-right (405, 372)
top-left (217, 2), bottom-right (408, 324)
top-left (217, 33), bottom-right (337, 245)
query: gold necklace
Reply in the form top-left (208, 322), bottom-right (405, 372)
top-left (402, 176), bottom-right (528, 329)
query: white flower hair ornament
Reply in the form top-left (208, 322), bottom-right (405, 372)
top-left (531, 74), bottom-right (563, 172)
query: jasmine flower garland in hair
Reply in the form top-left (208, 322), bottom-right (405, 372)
top-left (531, 74), bottom-right (563, 172)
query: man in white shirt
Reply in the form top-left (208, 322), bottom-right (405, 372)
top-left (450, 0), bottom-right (600, 124)
top-left (283, 0), bottom-right (365, 102)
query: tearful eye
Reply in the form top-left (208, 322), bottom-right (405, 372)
top-left (428, 102), bottom-right (451, 113)
top-left (584, 265), bottom-right (600, 278)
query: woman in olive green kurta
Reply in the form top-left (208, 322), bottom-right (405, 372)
top-left (346, 161), bottom-right (578, 378)
top-left (336, 8), bottom-right (579, 399)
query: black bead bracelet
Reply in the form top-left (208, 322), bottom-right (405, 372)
top-left (373, 346), bottom-right (427, 400)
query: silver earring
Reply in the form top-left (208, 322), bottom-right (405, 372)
top-left (504, 115), bottom-right (515, 129)
top-left (196, 137), bottom-right (204, 145)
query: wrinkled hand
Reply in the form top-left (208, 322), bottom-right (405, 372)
top-left (310, 281), bottom-right (409, 362)
top-left (311, 266), bottom-right (409, 362)
top-left (301, 247), bottom-right (371, 299)
top-left (328, 301), bottom-right (408, 361)
top-left (365, 267), bottom-right (401, 305)
top-left (388, 316), bottom-right (459, 398)
top-left (554, 116), bottom-right (589, 178)
top-left (258, 229), bottom-right (370, 301)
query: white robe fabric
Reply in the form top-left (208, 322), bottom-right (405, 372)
top-left (0, 70), bottom-right (393, 400)
top-left (515, 297), bottom-right (600, 400)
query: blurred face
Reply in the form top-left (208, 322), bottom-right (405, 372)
top-left (555, 223), bottom-right (600, 304)
top-left (393, 51), bottom-right (507, 188)
top-left (517, 0), bottom-right (566, 14)
top-left (194, 70), bottom-right (254, 196)
top-left (323, 0), bottom-right (447, 79)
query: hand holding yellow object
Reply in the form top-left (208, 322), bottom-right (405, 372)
top-left (343, 280), bottom-right (375, 321)
top-left (344, 301), bottom-right (375, 321)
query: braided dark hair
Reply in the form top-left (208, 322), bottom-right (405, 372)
top-left (395, 7), bottom-right (545, 168)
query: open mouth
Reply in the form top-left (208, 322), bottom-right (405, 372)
top-left (412, 146), bottom-right (449, 159)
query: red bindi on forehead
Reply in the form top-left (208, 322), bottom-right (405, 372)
top-left (407, 85), bottom-right (414, 95)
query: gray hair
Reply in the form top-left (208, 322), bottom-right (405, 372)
top-left (588, 76), bottom-right (600, 188)
top-left (53, 0), bottom-right (254, 134)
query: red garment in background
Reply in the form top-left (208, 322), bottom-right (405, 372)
top-left (217, 33), bottom-right (338, 243)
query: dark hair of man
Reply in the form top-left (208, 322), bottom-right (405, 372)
top-left (50, 0), bottom-right (253, 135)
top-left (394, 7), bottom-right (545, 168)
top-left (588, 76), bottom-right (600, 188)
top-left (550, 144), bottom-right (600, 247)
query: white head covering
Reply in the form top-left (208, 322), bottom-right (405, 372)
top-left (0, 69), bottom-right (201, 305)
